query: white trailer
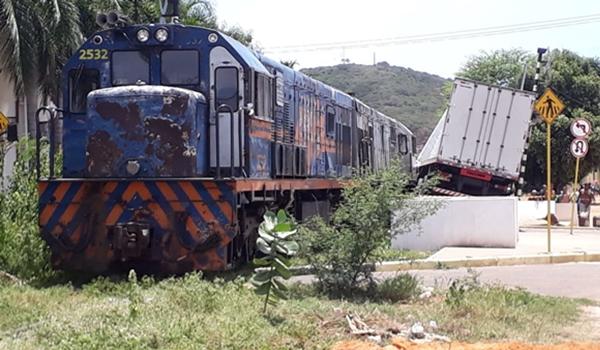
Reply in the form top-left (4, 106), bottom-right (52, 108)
top-left (418, 78), bottom-right (537, 195)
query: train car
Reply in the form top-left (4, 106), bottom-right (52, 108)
top-left (36, 10), bottom-right (416, 274)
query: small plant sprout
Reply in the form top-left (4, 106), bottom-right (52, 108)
top-left (250, 210), bottom-right (299, 314)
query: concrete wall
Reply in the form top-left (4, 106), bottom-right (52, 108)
top-left (1, 142), bottom-right (17, 190)
top-left (517, 200), bottom-right (556, 226)
top-left (555, 203), bottom-right (574, 222)
top-left (392, 196), bottom-right (518, 251)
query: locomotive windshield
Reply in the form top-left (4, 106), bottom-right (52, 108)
top-left (161, 50), bottom-right (199, 85)
top-left (112, 51), bottom-right (150, 85)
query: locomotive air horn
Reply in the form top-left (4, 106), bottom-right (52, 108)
top-left (96, 13), bottom-right (108, 28)
top-left (107, 11), bottom-right (129, 26)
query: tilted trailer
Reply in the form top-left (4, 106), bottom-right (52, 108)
top-left (417, 78), bottom-right (537, 196)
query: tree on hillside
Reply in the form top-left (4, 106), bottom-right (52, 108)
top-left (458, 49), bottom-right (600, 189)
top-left (458, 48), bottom-right (535, 89)
top-left (0, 0), bottom-right (82, 135)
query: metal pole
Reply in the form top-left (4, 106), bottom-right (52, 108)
top-left (230, 108), bottom-right (234, 177)
top-left (570, 157), bottom-right (581, 235)
top-left (520, 62), bottom-right (528, 90)
top-left (546, 121), bottom-right (552, 253)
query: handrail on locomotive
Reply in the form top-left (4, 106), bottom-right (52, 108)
top-left (35, 106), bottom-right (62, 180)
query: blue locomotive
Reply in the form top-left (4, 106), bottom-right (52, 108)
top-left (37, 6), bottom-right (416, 274)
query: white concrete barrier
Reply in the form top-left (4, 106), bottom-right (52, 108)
top-left (392, 196), bottom-right (518, 251)
top-left (555, 203), bottom-right (573, 222)
top-left (517, 200), bottom-right (556, 226)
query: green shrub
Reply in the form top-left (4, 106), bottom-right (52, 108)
top-left (251, 210), bottom-right (299, 313)
top-left (377, 273), bottom-right (421, 303)
top-left (0, 139), bottom-right (58, 283)
top-left (445, 270), bottom-right (481, 309)
top-left (300, 160), bottom-right (439, 297)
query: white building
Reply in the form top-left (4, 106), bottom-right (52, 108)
top-left (1, 70), bottom-right (28, 187)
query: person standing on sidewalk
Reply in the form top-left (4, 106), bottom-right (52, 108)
top-left (577, 183), bottom-right (594, 226)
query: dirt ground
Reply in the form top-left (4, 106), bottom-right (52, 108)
top-left (332, 339), bottom-right (600, 350)
top-left (332, 304), bottom-right (600, 350)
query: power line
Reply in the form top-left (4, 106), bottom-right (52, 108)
top-left (264, 13), bottom-right (600, 53)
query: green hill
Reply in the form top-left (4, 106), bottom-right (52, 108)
top-left (301, 62), bottom-right (448, 145)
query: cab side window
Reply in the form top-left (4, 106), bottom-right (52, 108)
top-left (399, 133), bottom-right (409, 154)
top-left (326, 105), bottom-right (336, 137)
top-left (255, 73), bottom-right (273, 118)
top-left (69, 69), bottom-right (99, 113)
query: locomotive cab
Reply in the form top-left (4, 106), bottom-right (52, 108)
top-left (63, 24), bottom-right (258, 179)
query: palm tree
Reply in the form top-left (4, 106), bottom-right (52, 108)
top-left (280, 60), bottom-right (298, 69)
top-left (0, 0), bottom-right (82, 136)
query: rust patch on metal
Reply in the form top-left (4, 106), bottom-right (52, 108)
top-left (86, 130), bottom-right (123, 176)
top-left (161, 94), bottom-right (189, 116)
top-left (96, 101), bottom-right (142, 133)
top-left (144, 118), bottom-right (194, 176)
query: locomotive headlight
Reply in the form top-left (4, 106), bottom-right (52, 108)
top-left (136, 28), bottom-right (150, 43)
top-left (155, 28), bottom-right (169, 42)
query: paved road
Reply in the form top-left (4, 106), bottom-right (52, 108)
top-left (293, 262), bottom-right (600, 301)
top-left (388, 262), bottom-right (600, 301)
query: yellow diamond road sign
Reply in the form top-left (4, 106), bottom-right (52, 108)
top-left (0, 112), bottom-right (8, 135)
top-left (535, 88), bottom-right (565, 124)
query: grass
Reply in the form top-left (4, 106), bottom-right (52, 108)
top-left (0, 272), bottom-right (587, 350)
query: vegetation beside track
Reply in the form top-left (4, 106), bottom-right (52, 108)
top-left (0, 272), bottom-right (587, 349)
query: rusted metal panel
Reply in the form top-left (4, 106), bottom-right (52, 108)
top-left (86, 86), bottom-right (207, 178)
top-left (38, 179), bottom-right (236, 274)
top-left (234, 178), bottom-right (344, 192)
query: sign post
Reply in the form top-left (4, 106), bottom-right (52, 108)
top-left (569, 118), bottom-right (592, 234)
top-left (534, 88), bottom-right (565, 253)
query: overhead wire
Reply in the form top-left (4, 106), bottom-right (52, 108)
top-left (264, 13), bottom-right (600, 53)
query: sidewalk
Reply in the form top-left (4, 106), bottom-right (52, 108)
top-left (376, 228), bottom-right (600, 272)
top-left (428, 228), bottom-right (599, 260)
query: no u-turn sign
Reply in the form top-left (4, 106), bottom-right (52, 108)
top-left (571, 138), bottom-right (588, 158)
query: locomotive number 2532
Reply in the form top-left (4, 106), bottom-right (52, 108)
top-left (79, 49), bottom-right (109, 60)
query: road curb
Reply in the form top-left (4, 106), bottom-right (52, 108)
top-left (288, 251), bottom-right (600, 276)
top-left (520, 225), bottom-right (600, 231)
top-left (372, 250), bottom-right (600, 272)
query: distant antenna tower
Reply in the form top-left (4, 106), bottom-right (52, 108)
top-left (341, 47), bottom-right (348, 64)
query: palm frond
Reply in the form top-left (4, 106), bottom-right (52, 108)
top-left (0, 0), bottom-right (24, 94)
top-left (38, 0), bottom-right (83, 102)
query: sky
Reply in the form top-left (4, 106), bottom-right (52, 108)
top-left (214, 0), bottom-right (600, 78)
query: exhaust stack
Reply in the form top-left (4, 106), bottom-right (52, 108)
top-left (159, 0), bottom-right (180, 23)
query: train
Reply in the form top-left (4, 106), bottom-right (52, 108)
top-left (36, 8), bottom-right (416, 274)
